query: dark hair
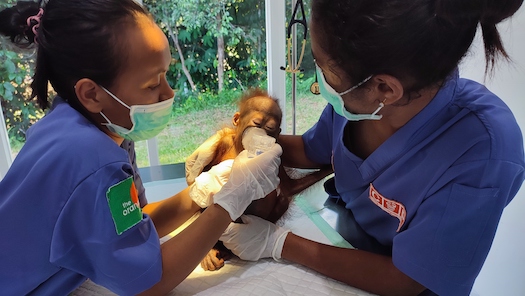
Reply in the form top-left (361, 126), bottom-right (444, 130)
top-left (311, 0), bottom-right (523, 94)
top-left (0, 0), bottom-right (149, 110)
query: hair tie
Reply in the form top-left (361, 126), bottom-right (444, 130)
top-left (26, 8), bottom-right (44, 44)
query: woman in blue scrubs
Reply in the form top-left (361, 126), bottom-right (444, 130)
top-left (217, 0), bottom-right (525, 295)
top-left (0, 0), bottom-right (281, 295)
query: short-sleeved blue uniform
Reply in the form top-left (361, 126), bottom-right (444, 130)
top-left (0, 98), bottom-right (162, 295)
top-left (121, 139), bottom-right (147, 207)
top-left (302, 70), bottom-right (525, 296)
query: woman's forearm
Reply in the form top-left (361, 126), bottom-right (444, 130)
top-left (279, 135), bottom-right (320, 168)
top-left (142, 187), bottom-right (201, 238)
top-left (281, 233), bottom-right (426, 296)
top-left (139, 204), bottom-right (232, 295)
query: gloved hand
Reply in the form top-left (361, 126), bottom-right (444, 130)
top-left (186, 131), bottom-right (223, 185)
top-left (213, 143), bottom-right (282, 220)
top-left (220, 215), bottom-right (290, 261)
top-left (188, 160), bottom-right (232, 208)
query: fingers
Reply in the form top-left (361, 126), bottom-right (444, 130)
top-left (241, 143), bottom-right (282, 165)
top-left (236, 149), bottom-right (249, 161)
top-left (186, 132), bottom-right (223, 184)
top-left (267, 142), bottom-right (283, 157)
top-left (213, 143), bottom-right (282, 220)
top-left (200, 249), bottom-right (225, 271)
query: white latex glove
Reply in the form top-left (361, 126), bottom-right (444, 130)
top-left (220, 215), bottom-right (290, 261)
top-left (186, 132), bottom-right (222, 185)
top-left (188, 160), bottom-right (233, 208)
top-left (213, 143), bottom-right (282, 220)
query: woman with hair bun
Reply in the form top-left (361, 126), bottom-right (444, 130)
top-left (216, 0), bottom-right (525, 295)
top-left (0, 0), bottom-right (282, 295)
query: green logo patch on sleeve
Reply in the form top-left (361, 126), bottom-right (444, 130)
top-left (106, 176), bottom-right (142, 235)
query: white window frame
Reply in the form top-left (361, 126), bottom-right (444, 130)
top-left (0, 103), bottom-right (13, 179)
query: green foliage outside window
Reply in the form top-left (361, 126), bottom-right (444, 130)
top-left (1, 0), bottom-right (317, 161)
top-left (0, 0), bottom-right (43, 145)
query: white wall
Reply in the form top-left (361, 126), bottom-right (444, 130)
top-left (460, 5), bottom-right (525, 296)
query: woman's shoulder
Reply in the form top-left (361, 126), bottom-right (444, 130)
top-left (454, 78), bottom-right (523, 162)
top-left (25, 100), bottom-right (128, 167)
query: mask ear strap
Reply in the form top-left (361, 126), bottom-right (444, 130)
top-left (371, 99), bottom-right (387, 116)
top-left (339, 75), bottom-right (373, 96)
top-left (99, 111), bottom-right (112, 125)
top-left (101, 86), bottom-right (131, 110)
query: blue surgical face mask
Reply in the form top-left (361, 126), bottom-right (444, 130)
top-left (99, 87), bottom-right (174, 142)
top-left (315, 63), bottom-right (384, 121)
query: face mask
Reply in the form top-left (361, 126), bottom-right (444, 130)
top-left (315, 63), bottom-right (383, 121)
top-left (99, 87), bottom-right (174, 142)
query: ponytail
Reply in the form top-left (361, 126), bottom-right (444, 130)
top-left (0, 0), bottom-right (149, 111)
top-left (0, 1), bottom-right (49, 109)
top-left (479, 0), bottom-right (523, 73)
top-left (0, 1), bottom-right (51, 109)
top-left (435, 0), bottom-right (524, 74)
top-left (31, 46), bottom-right (49, 109)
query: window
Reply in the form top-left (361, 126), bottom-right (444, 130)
top-left (0, 0), bottom-right (326, 176)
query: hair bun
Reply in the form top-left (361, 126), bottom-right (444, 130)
top-left (481, 0), bottom-right (524, 25)
top-left (435, 0), bottom-right (523, 25)
top-left (0, 1), bottom-right (42, 47)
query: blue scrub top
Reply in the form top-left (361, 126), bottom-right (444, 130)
top-left (303, 70), bottom-right (525, 296)
top-left (121, 139), bottom-right (147, 207)
top-left (0, 99), bottom-right (162, 295)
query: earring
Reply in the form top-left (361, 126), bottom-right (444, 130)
top-left (371, 99), bottom-right (387, 116)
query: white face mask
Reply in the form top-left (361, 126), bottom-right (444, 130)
top-left (99, 87), bottom-right (174, 142)
top-left (315, 63), bottom-right (384, 121)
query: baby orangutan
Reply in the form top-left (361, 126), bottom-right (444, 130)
top-left (189, 88), bottom-right (333, 270)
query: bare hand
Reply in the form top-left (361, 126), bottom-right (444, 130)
top-left (200, 249), bottom-right (225, 271)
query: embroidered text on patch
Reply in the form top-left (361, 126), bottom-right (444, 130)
top-left (106, 176), bottom-right (142, 235)
top-left (369, 183), bottom-right (406, 232)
